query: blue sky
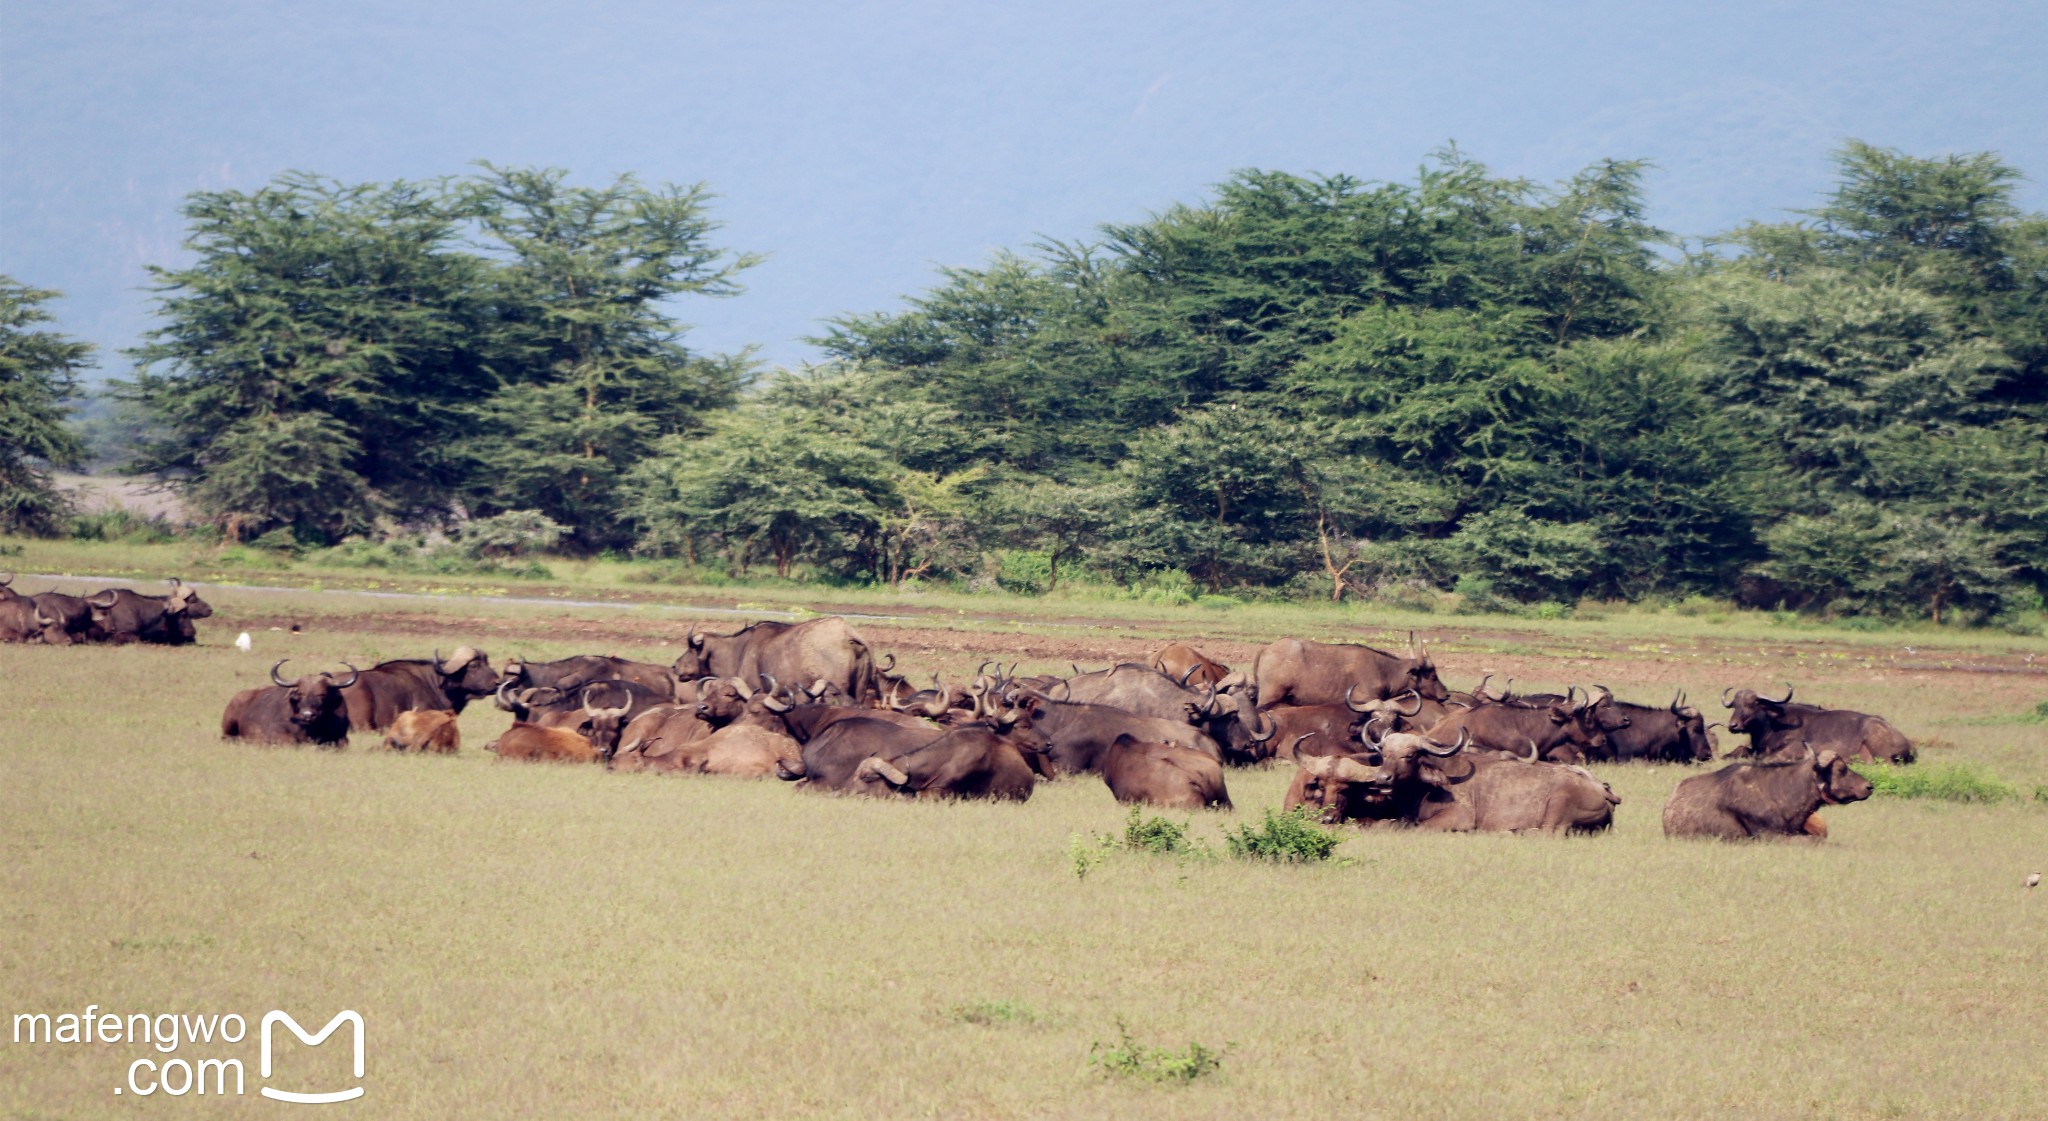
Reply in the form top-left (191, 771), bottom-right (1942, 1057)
top-left (5, 0), bottom-right (2045, 377)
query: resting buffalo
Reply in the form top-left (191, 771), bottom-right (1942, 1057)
top-left (1098, 734), bottom-right (1231, 810)
top-left (1056, 663), bottom-right (1219, 724)
top-left (341, 647), bottom-right (501, 729)
top-left (487, 684), bottom-right (634, 762)
top-left (639, 686), bottom-right (805, 777)
top-left (0, 593), bottom-right (44, 643)
top-left (1662, 744), bottom-right (1874, 840)
top-left (221, 660), bottom-right (358, 747)
top-left (673, 617), bottom-right (878, 703)
top-left (383, 710), bottom-right (460, 754)
top-left (1722, 685), bottom-right (1915, 764)
top-left (1251, 635), bottom-right (1448, 710)
top-left (496, 678), bottom-right (670, 730)
top-left (86, 579), bottom-right (212, 644)
top-left (846, 714), bottom-right (1049, 802)
top-left (1289, 731), bottom-right (1618, 833)
top-left (497, 654), bottom-right (675, 697)
top-left (1148, 643), bottom-right (1230, 689)
top-left (1014, 696), bottom-right (1225, 775)
top-left (1599, 691), bottom-right (1716, 763)
top-left (1426, 687), bottom-right (1619, 764)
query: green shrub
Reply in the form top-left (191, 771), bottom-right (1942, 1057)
top-left (460, 509), bottom-right (566, 559)
top-left (70, 508), bottom-right (178, 544)
top-left (1222, 807), bottom-right (1342, 862)
top-left (1856, 762), bottom-right (2020, 803)
top-left (1119, 807), bottom-right (1209, 856)
top-left (1066, 832), bottom-right (1113, 879)
top-left (1089, 1018), bottom-right (1226, 1084)
top-left (995, 550), bottom-right (1052, 595)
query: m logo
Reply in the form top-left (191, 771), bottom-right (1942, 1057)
top-left (259, 1011), bottom-right (364, 1104)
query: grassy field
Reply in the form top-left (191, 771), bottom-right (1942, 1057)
top-left (3, 570), bottom-right (2048, 1119)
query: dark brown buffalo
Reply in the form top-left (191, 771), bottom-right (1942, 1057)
top-left (496, 678), bottom-right (670, 731)
top-left (1722, 685), bottom-right (1914, 764)
top-left (1663, 744), bottom-right (1874, 840)
top-left (1148, 643), bottom-right (1230, 689)
top-left (1318, 730), bottom-right (1620, 832)
top-left (497, 654), bottom-right (675, 697)
top-left (1285, 751), bottom-right (1408, 827)
top-left (35, 594), bottom-right (96, 644)
top-left (0, 593), bottom-right (44, 643)
top-left (1015, 696), bottom-right (1225, 775)
top-left (1600, 691), bottom-right (1717, 763)
top-left (85, 579), bottom-right (212, 644)
top-left (1098, 734), bottom-right (1231, 810)
top-left (1257, 704), bottom-right (1370, 762)
top-left (1425, 688), bottom-right (1620, 764)
top-left (847, 716), bottom-right (1049, 801)
top-left (1250, 635), bottom-right (1449, 710)
top-left (673, 617), bottom-right (878, 703)
top-left (1056, 663), bottom-right (1220, 724)
top-left (340, 647), bottom-right (501, 729)
top-left (221, 660), bottom-right (359, 747)
top-left (782, 716), bottom-right (942, 791)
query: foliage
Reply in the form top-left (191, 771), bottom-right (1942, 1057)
top-left (1856, 761), bottom-right (2022, 803)
top-left (459, 509), bottom-right (567, 558)
top-left (1088, 1019), bottom-right (1227, 1084)
top-left (0, 277), bottom-right (91, 535)
top-left (1221, 807), bottom-right (1343, 862)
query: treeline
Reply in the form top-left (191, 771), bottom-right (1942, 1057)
top-left (3, 144), bottom-right (2044, 624)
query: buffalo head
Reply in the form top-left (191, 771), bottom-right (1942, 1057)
top-left (271, 659), bottom-right (357, 729)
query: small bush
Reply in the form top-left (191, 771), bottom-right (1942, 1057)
top-left (1222, 807), bottom-right (1342, 862)
top-left (1119, 807), bottom-right (1210, 856)
top-left (1857, 762), bottom-right (2020, 804)
top-left (460, 510), bottom-right (566, 559)
top-left (1066, 832), bottom-right (1113, 879)
top-left (995, 550), bottom-right (1052, 595)
top-left (1089, 1018), bottom-right (1226, 1084)
top-left (70, 508), bottom-right (178, 544)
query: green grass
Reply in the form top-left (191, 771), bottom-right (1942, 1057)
top-left (4, 589), bottom-right (2048, 1117)
top-left (1088, 1019), bottom-right (1228, 1084)
top-left (1858, 761), bottom-right (2024, 803)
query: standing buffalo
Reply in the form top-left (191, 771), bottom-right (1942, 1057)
top-left (673, 617), bottom-right (879, 704)
top-left (1251, 635), bottom-right (1449, 710)
top-left (341, 647), bottom-right (501, 729)
top-left (1722, 685), bottom-right (1915, 764)
top-left (86, 579), bottom-right (212, 644)
top-left (221, 660), bottom-right (358, 747)
top-left (1663, 744), bottom-right (1874, 840)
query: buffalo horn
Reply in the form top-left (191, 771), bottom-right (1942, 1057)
top-left (1420, 728), bottom-right (1470, 757)
top-left (1246, 706), bottom-right (1276, 743)
top-left (856, 757), bottom-right (910, 786)
top-left (1345, 683), bottom-right (1376, 713)
top-left (271, 659), bottom-right (292, 687)
top-left (1768, 682), bottom-right (1796, 705)
top-left (1394, 690), bottom-right (1423, 717)
top-left (732, 676), bottom-right (754, 700)
top-left (1178, 664), bottom-right (1200, 687)
top-left (87, 589), bottom-right (118, 609)
top-left (580, 682), bottom-right (631, 720)
top-left (878, 653), bottom-right (896, 674)
top-left (1721, 686), bottom-right (1736, 708)
top-left (495, 679), bottom-right (519, 711)
top-left (332, 663), bottom-right (359, 688)
top-left (1288, 731), bottom-right (1318, 757)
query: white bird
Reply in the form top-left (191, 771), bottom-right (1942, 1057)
top-left (2029, 872), bottom-right (2041, 889)
top-left (235, 632), bottom-right (252, 653)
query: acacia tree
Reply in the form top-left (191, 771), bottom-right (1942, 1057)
top-left (0, 278), bottom-right (91, 534)
top-left (460, 165), bottom-right (758, 550)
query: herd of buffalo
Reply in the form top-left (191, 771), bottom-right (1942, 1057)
top-left (5, 576), bottom-right (1918, 841)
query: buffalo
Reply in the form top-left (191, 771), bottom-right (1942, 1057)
top-left (1097, 734), bottom-right (1232, 810)
top-left (383, 710), bottom-right (461, 754)
top-left (1426, 687), bottom-right (1619, 764)
top-left (845, 714), bottom-right (1049, 802)
top-left (1288, 731), bottom-right (1618, 833)
top-left (86, 579), bottom-right (212, 644)
top-left (1148, 643), bottom-right (1230, 689)
top-left (1251, 635), bottom-right (1449, 710)
top-left (1722, 685), bottom-right (1915, 764)
top-left (0, 577), bottom-right (97, 645)
top-left (497, 654), bottom-right (675, 697)
top-left (221, 660), bottom-right (358, 747)
top-left (1014, 695), bottom-right (1226, 775)
top-left (341, 647), bottom-right (501, 729)
top-left (674, 617), bottom-right (879, 704)
top-left (1663, 743), bottom-right (1874, 840)
top-left (1599, 691), bottom-right (1717, 763)
top-left (487, 684), bottom-right (634, 762)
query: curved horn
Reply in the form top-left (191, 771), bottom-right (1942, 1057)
top-left (271, 659), bottom-right (292, 687)
top-left (0, 572), bottom-right (11, 587)
top-left (1768, 682), bottom-right (1796, 705)
top-left (1178, 664), bottom-right (1200, 687)
top-left (1591, 684), bottom-right (1614, 708)
top-left (86, 589), bottom-right (118, 609)
top-left (759, 672), bottom-right (779, 697)
top-left (732, 676), bottom-right (754, 700)
top-left (581, 682), bottom-right (631, 720)
top-left (1246, 706), bottom-right (1276, 743)
top-left (977, 660), bottom-right (996, 678)
top-left (331, 662), bottom-right (359, 688)
top-left (856, 757), bottom-right (910, 786)
top-left (1420, 727), bottom-right (1470, 757)
top-left (1720, 686), bottom-right (1736, 708)
top-left (1344, 683), bottom-right (1376, 714)
top-left (687, 624), bottom-right (704, 648)
top-left (1049, 679), bottom-right (1071, 701)
top-left (495, 679), bottom-right (519, 711)
top-left (34, 604), bottom-right (59, 629)
top-left (167, 577), bottom-right (182, 589)
top-left (1395, 690), bottom-right (1423, 717)
top-left (1287, 731), bottom-right (1318, 757)
top-left (878, 653), bottom-right (895, 674)
top-left (1519, 736), bottom-right (1543, 762)
top-left (1473, 672), bottom-right (1495, 699)
top-left (922, 680), bottom-right (950, 719)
